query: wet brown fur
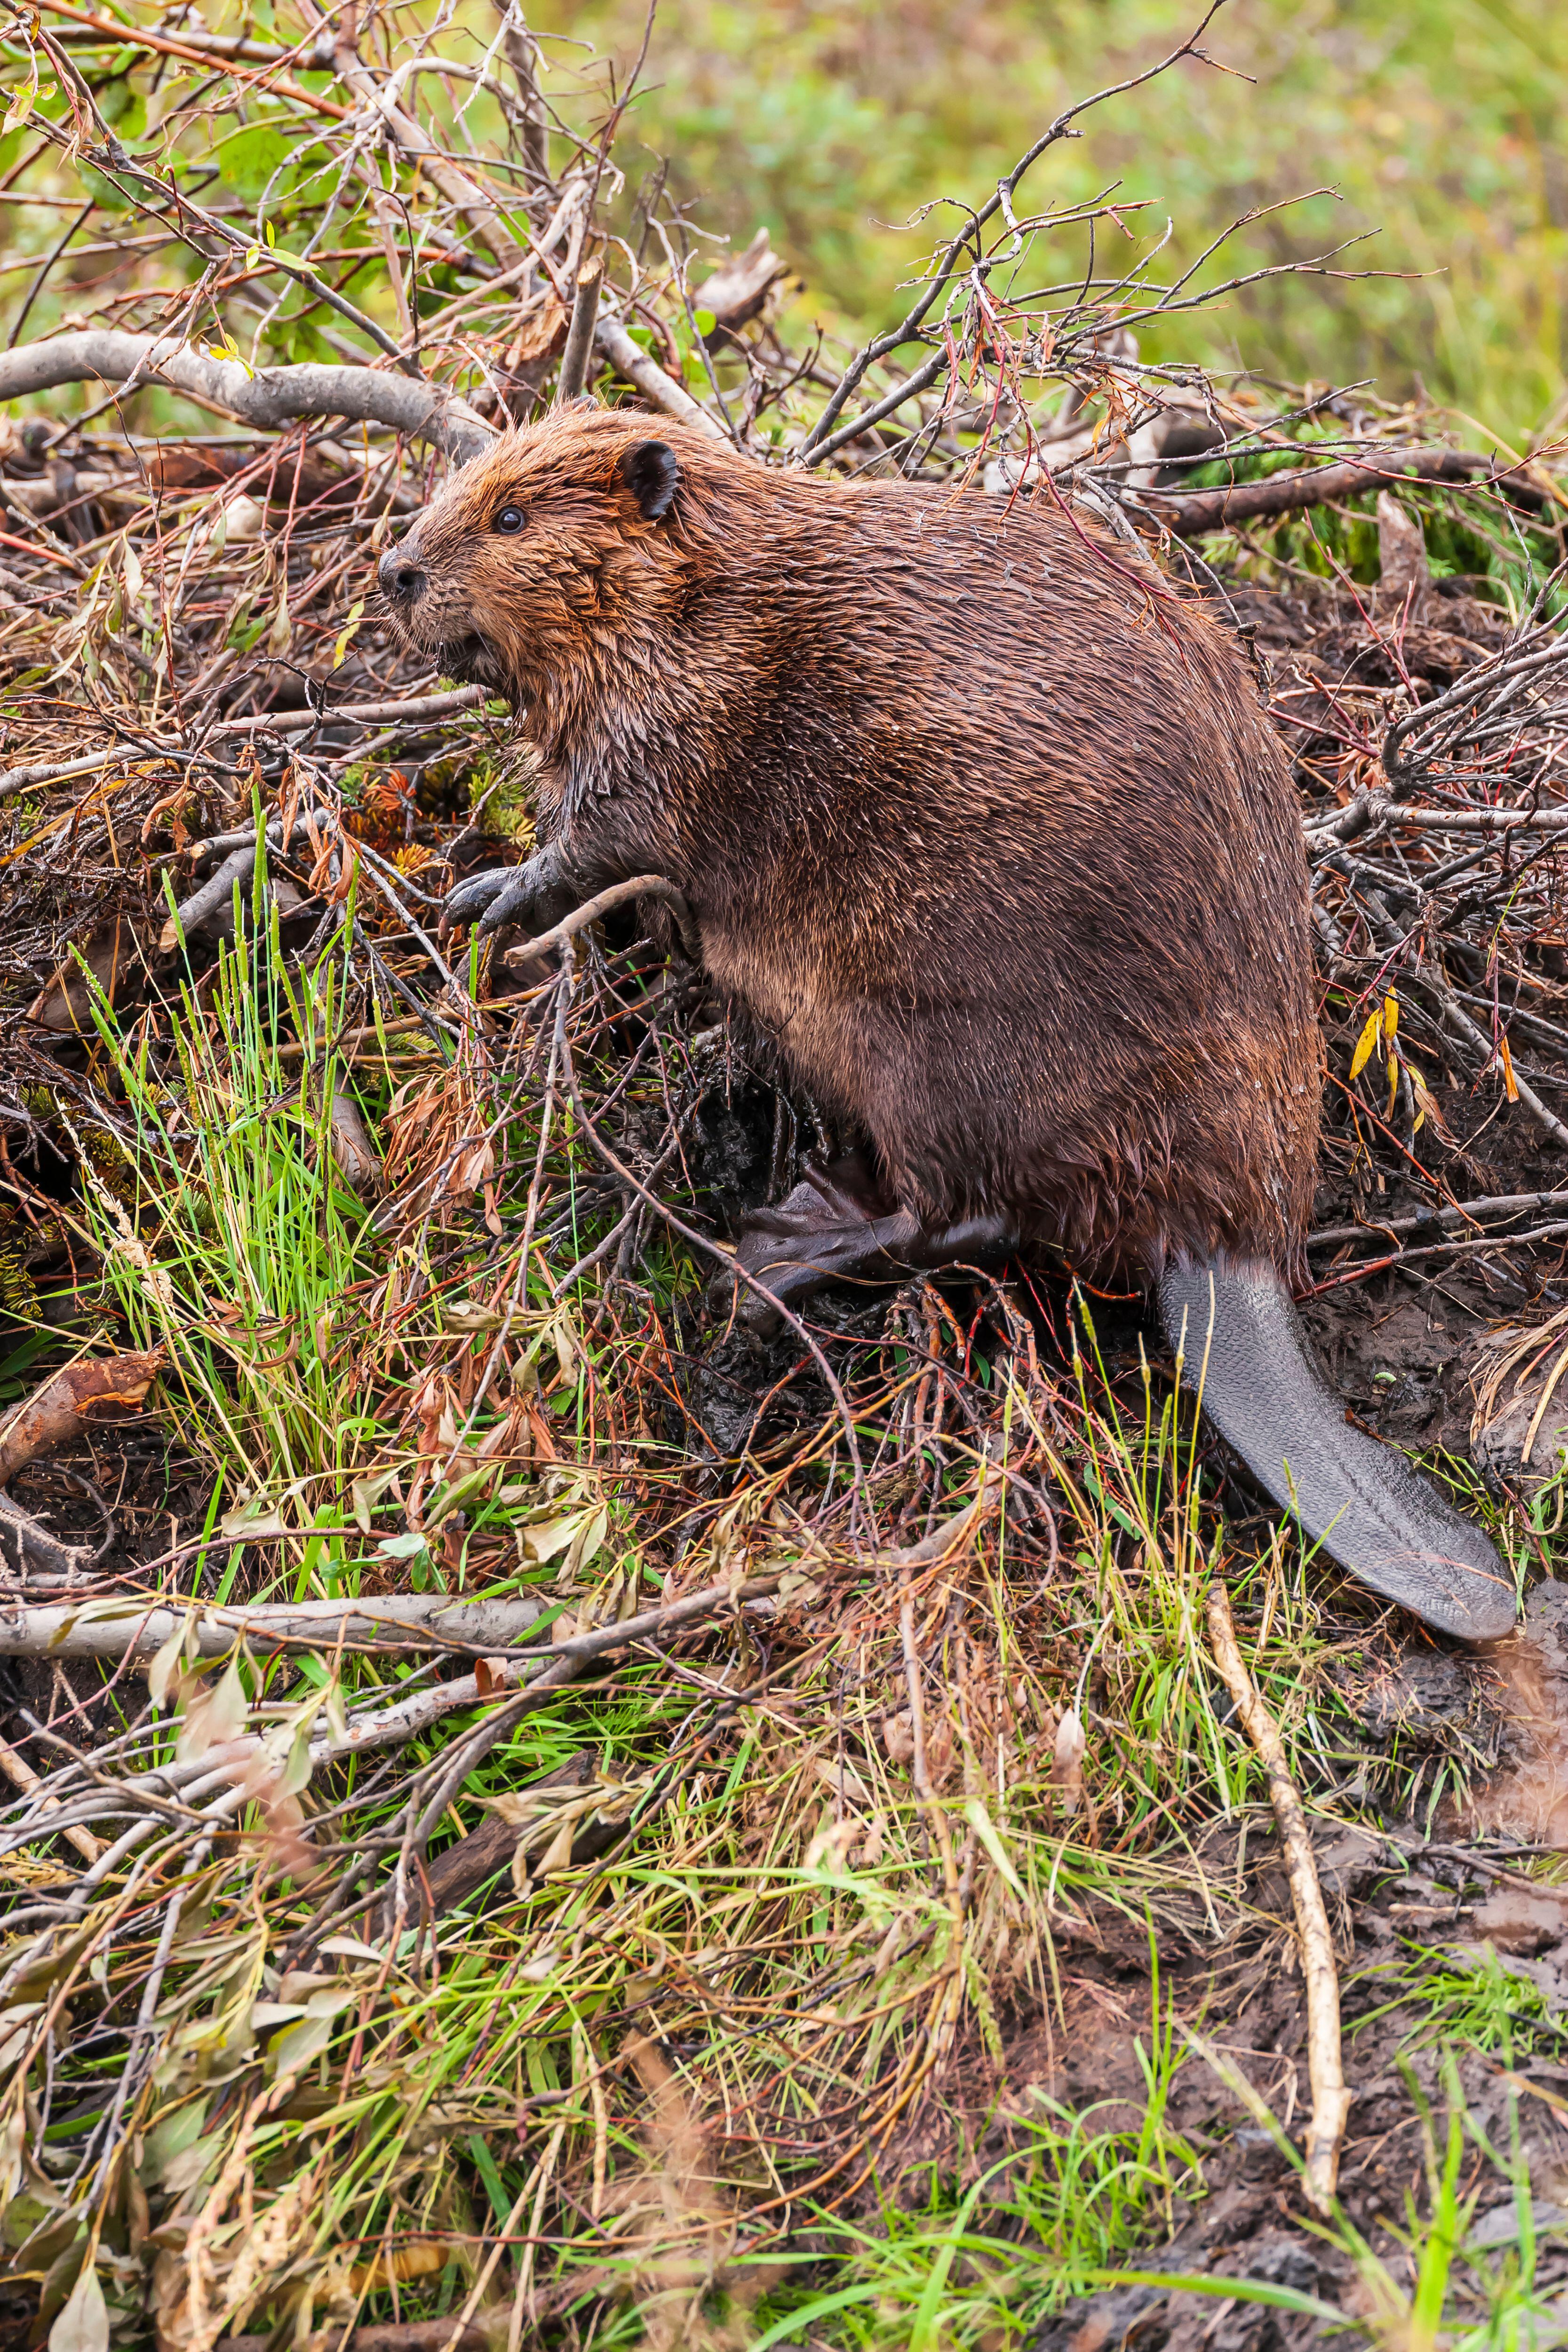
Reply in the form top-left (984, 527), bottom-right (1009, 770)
top-left (386, 409), bottom-right (1323, 1285)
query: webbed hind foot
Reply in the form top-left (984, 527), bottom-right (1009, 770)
top-left (713, 1152), bottom-right (1014, 1334)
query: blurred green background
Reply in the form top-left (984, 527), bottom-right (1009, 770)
top-left (538, 0), bottom-right (1568, 442)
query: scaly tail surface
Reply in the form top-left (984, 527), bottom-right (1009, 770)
top-left (1160, 1259), bottom-right (1516, 1643)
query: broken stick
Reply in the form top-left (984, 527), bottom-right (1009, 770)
top-left (1206, 1580), bottom-right (1350, 2215)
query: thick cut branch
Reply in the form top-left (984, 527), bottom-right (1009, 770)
top-left (558, 257), bottom-right (604, 403)
top-left (0, 335), bottom-right (495, 463)
top-left (0, 1353), bottom-right (161, 1488)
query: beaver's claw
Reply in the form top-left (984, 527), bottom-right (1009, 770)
top-left (441, 846), bottom-right (568, 941)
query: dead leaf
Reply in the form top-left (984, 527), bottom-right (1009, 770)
top-left (1050, 1708), bottom-right (1086, 1810)
top-left (48, 2264), bottom-right (107, 2352)
top-left (882, 1709), bottom-right (915, 1765)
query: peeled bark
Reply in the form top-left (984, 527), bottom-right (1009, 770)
top-left (0, 1353), bottom-right (162, 1488)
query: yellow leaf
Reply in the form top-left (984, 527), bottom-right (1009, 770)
top-left (1349, 1009), bottom-right (1381, 1081)
top-left (1382, 992), bottom-right (1399, 1044)
top-left (1387, 1054), bottom-right (1400, 1115)
top-left (1499, 1034), bottom-right (1520, 1103)
top-left (350, 2239), bottom-right (450, 2293)
top-left (332, 596), bottom-right (365, 669)
top-left (1405, 1058), bottom-right (1430, 1135)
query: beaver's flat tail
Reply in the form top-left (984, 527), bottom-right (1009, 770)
top-left (1159, 1259), bottom-right (1515, 1643)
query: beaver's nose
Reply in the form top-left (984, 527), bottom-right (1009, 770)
top-left (378, 546), bottom-right (426, 602)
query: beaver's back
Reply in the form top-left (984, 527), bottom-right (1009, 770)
top-left (657, 462), bottom-right (1321, 1281)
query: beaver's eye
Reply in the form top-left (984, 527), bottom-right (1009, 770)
top-left (493, 505), bottom-right (525, 534)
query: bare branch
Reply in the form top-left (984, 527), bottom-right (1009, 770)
top-left (0, 332), bottom-right (496, 459)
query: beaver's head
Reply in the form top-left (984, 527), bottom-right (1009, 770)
top-left (376, 411), bottom-right (695, 704)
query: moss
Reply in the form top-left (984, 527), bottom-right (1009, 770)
top-left (0, 1220), bottom-right (38, 1320)
top-left (469, 753), bottom-right (538, 849)
top-left (82, 1126), bottom-right (138, 1213)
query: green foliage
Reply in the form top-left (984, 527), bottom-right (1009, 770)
top-left (1360, 1941), bottom-right (1568, 2060)
top-left (548, 0), bottom-right (1568, 435)
top-left (211, 120), bottom-right (297, 205)
top-left (78, 847), bottom-right (392, 1572)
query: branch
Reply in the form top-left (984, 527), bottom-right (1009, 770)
top-left (0, 1730), bottom-right (101, 1864)
top-left (1206, 1581), bottom-right (1349, 2216)
top-left (329, 17), bottom-right (525, 267)
top-left (219, 683), bottom-right (489, 738)
top-left (798, 1), bottom-right (1231, 456)
top-left (1144, 445), bottom-right (1545, 536)
top-left (0, 334), bottom-right (496, 462)
top-left (0, 1592), bottom-right (550, 1662)
top-left (1308, 1187), bottom-right (1568, 1250)
top-left (593, 314), bottom-right (727, 439)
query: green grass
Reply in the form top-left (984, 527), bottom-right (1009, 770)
top-left (0, 771), bottom-right (1552, 2352)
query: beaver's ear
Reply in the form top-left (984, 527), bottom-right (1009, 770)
top-left (619, 440), bottom-right (680, 522)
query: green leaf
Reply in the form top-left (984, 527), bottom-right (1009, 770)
top-left (218, 122), bottom-right (292, 201)
top-left (467, 2133), bottom-right (512, 2224)
top-left (376, 1528), bottom-right (430, 1562)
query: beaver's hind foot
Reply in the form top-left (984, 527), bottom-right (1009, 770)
top-left (712, 1152), bottom-right (1014, 1335)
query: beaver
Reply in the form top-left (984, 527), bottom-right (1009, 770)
top-left (379, 407), bottom-right (1514, 1644)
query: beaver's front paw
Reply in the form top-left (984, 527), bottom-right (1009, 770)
top-left (440, 846), bottom-right (569, 941)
